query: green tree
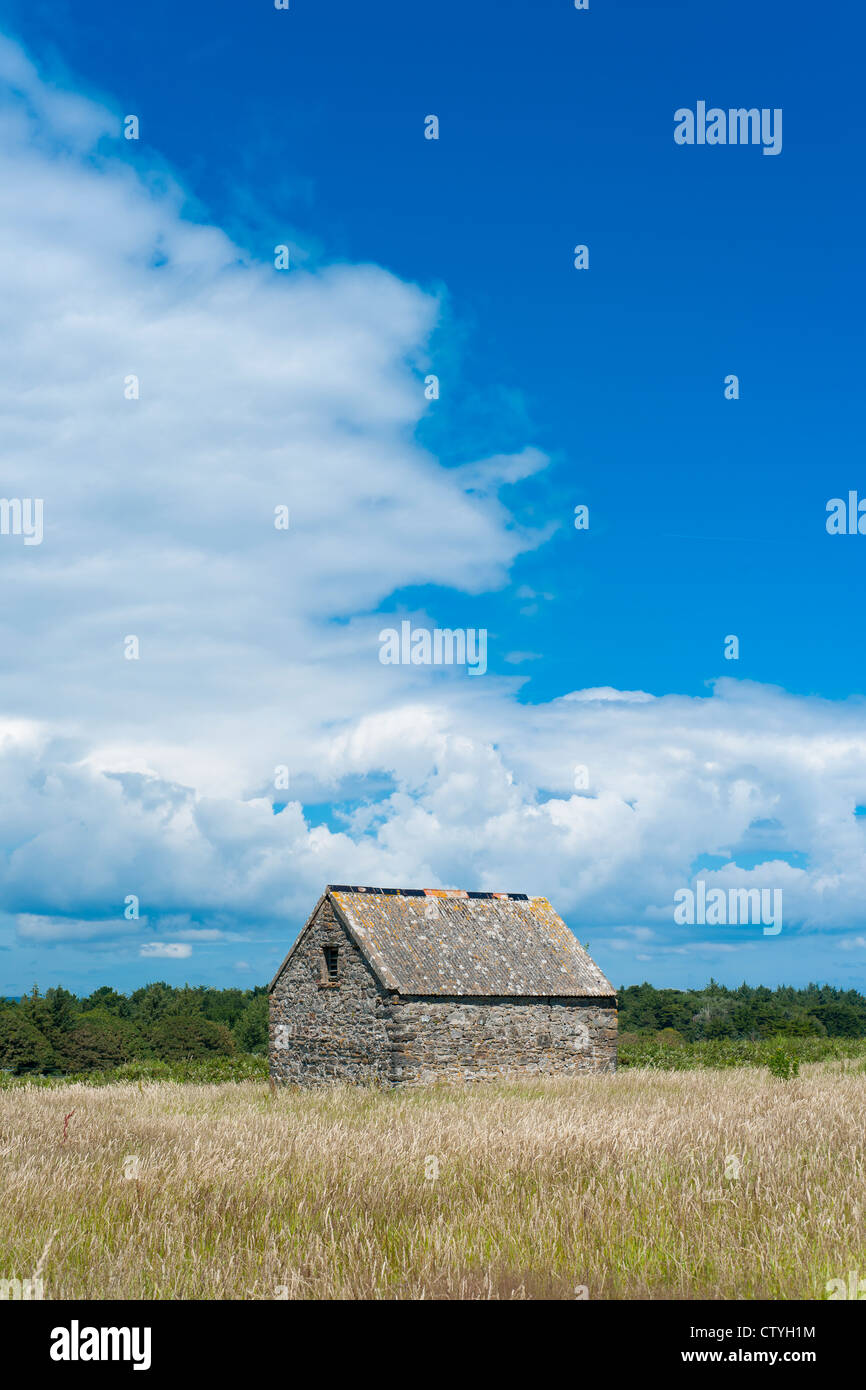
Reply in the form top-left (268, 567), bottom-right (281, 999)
top-left (202, 988), bottom-right (249, 1028)
top-left (129, 981), bottom-right (176, 1025)
top-left (809, 1003), bottom-right (865, 1038)
top-left (691, 1004), bottom-right (736, 1040)
top-left (147, 1014), bottom-right (235, 1061)
top-left (166, 985), bottom-right (207, 1017)
top-left (81, 986), bottom-right (129, 1018)
top-left (18, 983), bottom-right (53, 1035)
top-left (43, 986), bottom-right (79, 1047)
top-left (232, 994), bottom-right (269, 1053)
top-left (0, 1012), bottom-right (54, 1073)
top-left (57, 1010), bottom-right (140, 1072)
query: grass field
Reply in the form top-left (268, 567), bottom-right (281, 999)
top-left (2, 1061), bottom-right (864, 1300)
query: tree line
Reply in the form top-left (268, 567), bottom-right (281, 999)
top-left (0, 982), bottom-right (269, 1074)
top-left (3, 977), bottom-right (865, 1074)
top-left (617, 979), bottom-right (866, 1041)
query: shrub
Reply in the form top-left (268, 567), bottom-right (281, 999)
top-left (618, 1034), bottom-right (863, 1072)
top-left (767, 1046), bottom-right (799, 1081)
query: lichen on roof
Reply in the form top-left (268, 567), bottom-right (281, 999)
top-left (324, 886), bottom-right (615, 998)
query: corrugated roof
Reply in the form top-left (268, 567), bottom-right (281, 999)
top-left (318, 886), bottom-right (615, 998)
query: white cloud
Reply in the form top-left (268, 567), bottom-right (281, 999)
top-left (0, 36), bottom-right (865, 989)
top-left (16, 915), bottom-right (134, 942)
top-left (0, 33), bottom-right (547, 805)
top-left (563, 688), bottom-right (656, 704)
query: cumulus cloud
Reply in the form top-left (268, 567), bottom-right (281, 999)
top-left (0, 32), bottom-right (546, 802)
top-left (0, 35), bottom-right (865, 992)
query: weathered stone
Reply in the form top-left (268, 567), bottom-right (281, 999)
top-left (269, 889), bottom-right (617, 1087)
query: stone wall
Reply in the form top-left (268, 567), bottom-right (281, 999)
top-left (269, 902), bottom-right (617, 1086)
top-left (389, 996), bottom-right (617, 1085)
top-left (268, 899), bottom-right (393, 1084)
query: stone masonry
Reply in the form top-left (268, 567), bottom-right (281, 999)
top-left (269, 888), bottom-right (618, 1087)
top-left (269, 898), bottom-right (392, 1084)
top-left (386, 996), bottom-right (616, 1085)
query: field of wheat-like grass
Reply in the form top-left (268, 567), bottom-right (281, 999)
top-left (1, 1063), bottom-right (863, 1300)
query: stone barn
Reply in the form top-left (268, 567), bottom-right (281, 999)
top-left (268, 885), bottom-right (617, 1086)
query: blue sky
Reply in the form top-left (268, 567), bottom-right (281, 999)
top-left (5, 0), bottom-right (862, 701)
top-left (0, 0), bottom-right (864, 998)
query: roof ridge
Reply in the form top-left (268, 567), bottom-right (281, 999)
top-left (328, 885), bottom-right (533, 901)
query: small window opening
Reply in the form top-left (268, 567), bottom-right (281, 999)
top-left (323, 945), bottom-right (339, 982)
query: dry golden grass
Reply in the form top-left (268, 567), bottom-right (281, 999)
top-left (1, 1064), bottom-right (864, 1300)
